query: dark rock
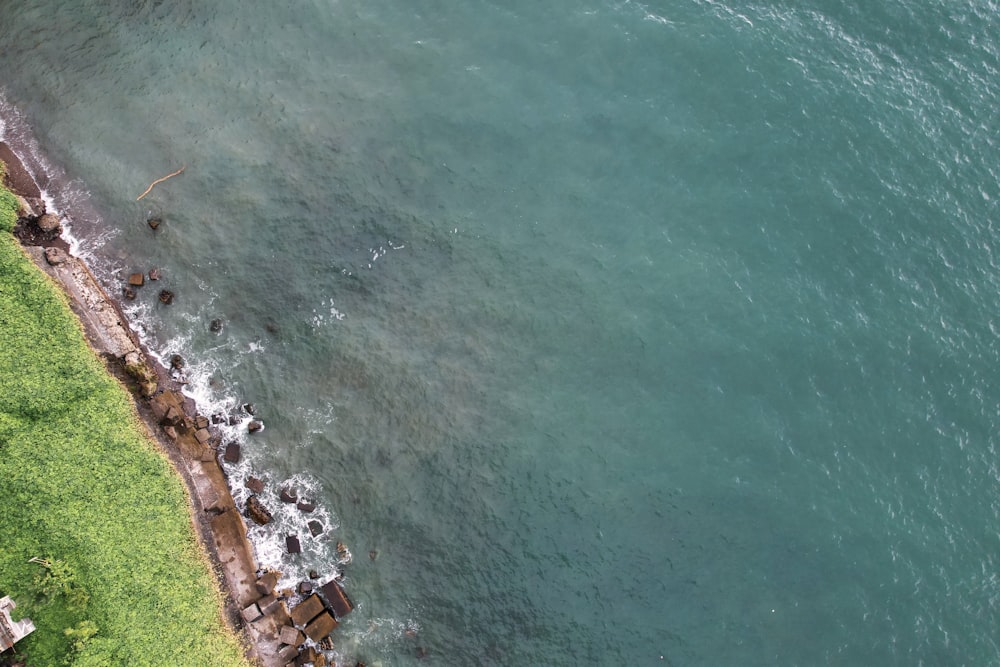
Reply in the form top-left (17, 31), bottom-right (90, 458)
top-left (296, 500), bottom-right (315, 513)
top-left (211, 412), bottom-right (226, 424)
top-left (147, 215), bottom-right (162, 230)
top-left (297, 581), bottom-right (314, 595)
top-left (308, 520), bottom-right (324, 537)
top-left (286, 534), bottom-right (301, 554)
top-left (223, 442), bottom-right (241, 463)
top-left (123, 286), bottom-right (137, 300)
top-left (248, 420), bottom-right (264, 433)
top-left (245, 496), bottom-right (272, 525)
top-left (169, 354), bottom-right (185, 370)
top-left (210, 318), bottom-right (224, 333)
top-left (243, 403), bottom-right (256, 415)
top-left (148, 267), bottom-right (161, 280)
top-left (320, 579), bottom-right (354, 618)
top-left (280, 488), bottom-right (298, 503)
top-left (37, 213), bottom-right (61, 233)
top-left (309, 570), bottom-right (319, 580)
top-left (245, 476), bottom-right (265, 494)
top-left (128, 273), bottom-right (145, 287)
top-left (158, 289), bottom-right (174, 304)
top-left (43, 247), bottom-right (69, 265)
top-left (369, 550), bottom-right (378, 561)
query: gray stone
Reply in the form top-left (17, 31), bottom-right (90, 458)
top-left (43, 247), bottom-right (69, 265)
top-left (36, 213), bottom-right (60, 233)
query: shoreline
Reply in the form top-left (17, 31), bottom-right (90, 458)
top-left (0, 144), bottom-right (350, 667)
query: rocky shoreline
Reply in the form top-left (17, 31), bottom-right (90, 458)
top-left (1, 145), bottom-right (355, 667)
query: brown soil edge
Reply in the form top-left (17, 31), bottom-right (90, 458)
top-left (0, 147), bottom-right (287, 667)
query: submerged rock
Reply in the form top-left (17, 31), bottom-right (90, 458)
top-left (147, 215), bottom-right (162, 230)
top-left (279, 488), bottom-right (298, 503)
top-left (148, 267), bottom-right (161, 281)
top-left (296, 500), bottom-right (315, 513)
top-left (158, 289), bottom-right (174, 304)
top-left (210, 318), bottom-right (224, 333)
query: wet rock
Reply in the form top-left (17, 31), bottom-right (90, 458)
top-left (147, 215), bottom-right (162, 230)
top-left (308, 520), bottom-right (324, 537)
top-left (243, 403), bottom-right (256, 416)
top-left (158, 289), bottom-right (174, 304)
top-left (148, 267), bottom-right (161, 281)
top-left (245, 476), bottom-right (265, 494)
top-left (223, 442), bottom-right (241, 463)
top-left (37, 213), bottom-right (61, 233)
top-left (128, 273), bottom-right (145, 287)
top-left (309, 570), bottom-right (319, 580)
top-left (123, 286), bottom-right (137, 300)
top-left (169, 354), bottom-right (185, 370)
top-left (248, 420), bottom-right (264, 433)
top-left (211, 412), bottom-right (226, 424)
top-left (210, 318), bottom-right (224, 333)
top-left (297, 581), bottom-right (314, 595)
top-left (286, 534), bottom-right (301, 554)
top-left (296, 500), bottom-right (315, 513)
top-left (43, 247), bottom-right (69, 265)
top-left (245, 496), bottom-right (272, 526)
top-left (280, 488), bottom-right (298, 503)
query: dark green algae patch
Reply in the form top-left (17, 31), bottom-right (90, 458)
top-left (0, 174), bottom-right (248, 666)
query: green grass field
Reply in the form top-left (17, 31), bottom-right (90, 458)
top-left (0, 178), bottom-right (249, 666)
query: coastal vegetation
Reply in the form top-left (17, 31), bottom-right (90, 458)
top-left (0, 178), bottom-right (248, 666)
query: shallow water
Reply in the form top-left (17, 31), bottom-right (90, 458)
top-left (2, 0), bottom-right (999, 664)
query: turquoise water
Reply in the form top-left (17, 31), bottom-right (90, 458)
top-left (2, 0), bottom-right (999, 664)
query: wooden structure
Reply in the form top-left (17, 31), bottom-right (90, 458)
top-left (0, 596), bottom-right (35, 652)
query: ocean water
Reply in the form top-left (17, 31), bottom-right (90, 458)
top-left (2, 0), bottom-right (999, 664)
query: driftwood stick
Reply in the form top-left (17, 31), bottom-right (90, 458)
top-left (136, 166), bottom-right (185, 201)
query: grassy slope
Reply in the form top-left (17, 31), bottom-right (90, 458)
top-left (0, 182), bottom-right (248, 666)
